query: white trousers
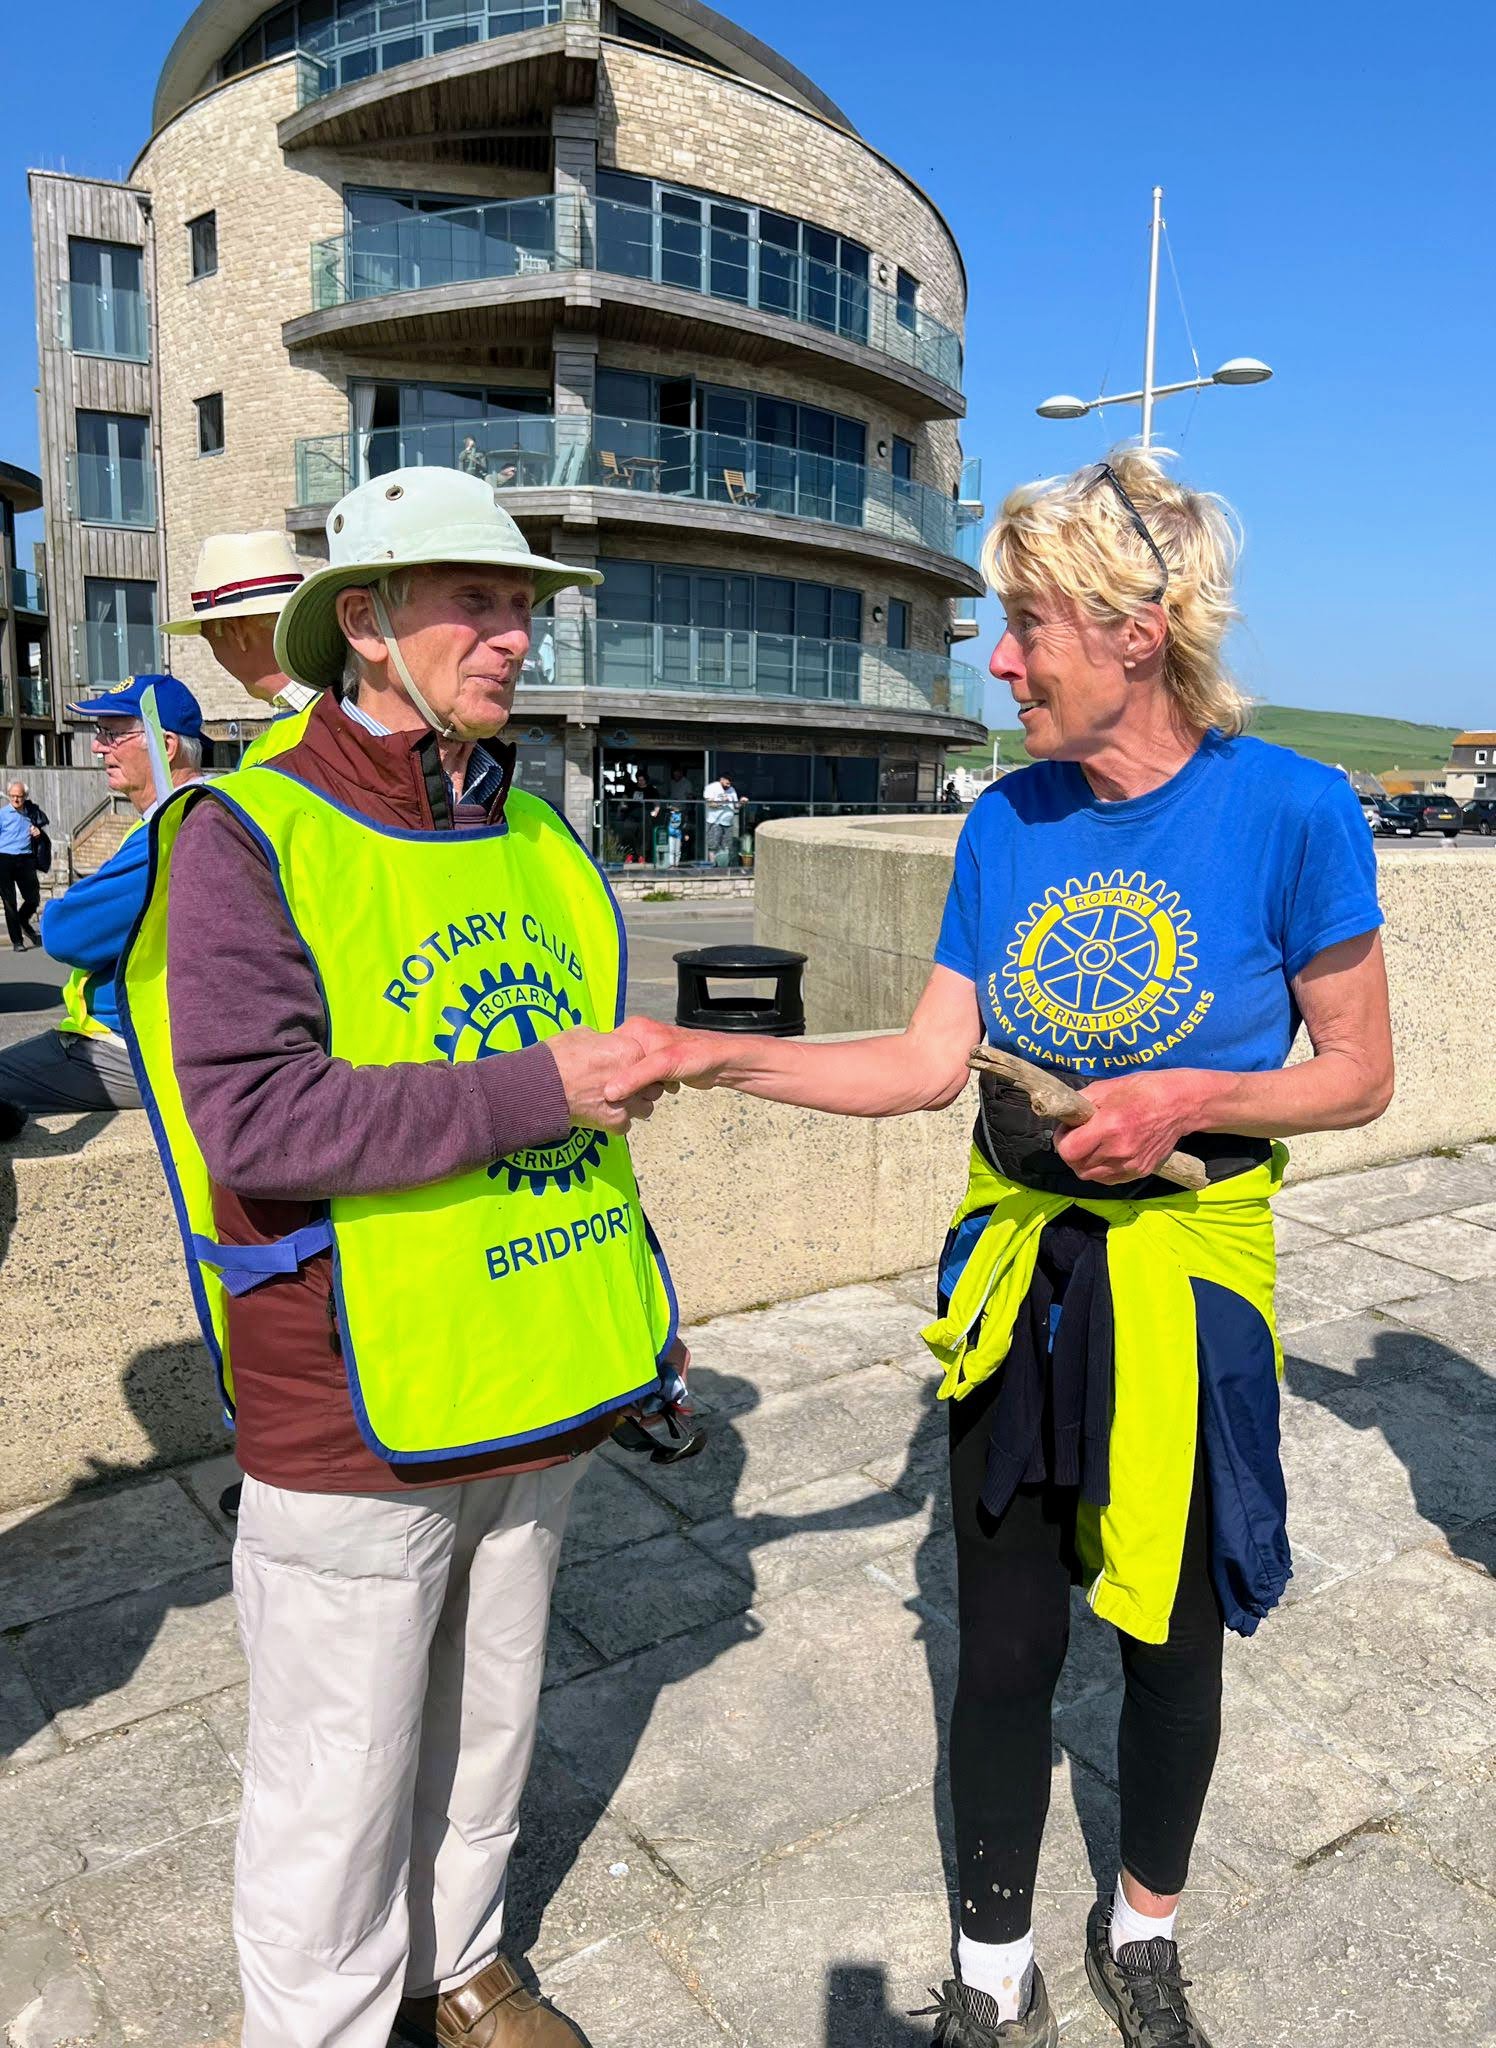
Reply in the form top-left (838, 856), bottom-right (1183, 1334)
top-left (232, 1461), bottom-right (586, 2048)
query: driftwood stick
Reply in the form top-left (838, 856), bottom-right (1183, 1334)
top-left (968, 1044), bottom-right (1209, 1193)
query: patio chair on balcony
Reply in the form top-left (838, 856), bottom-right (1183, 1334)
top-left (722, 470), bottom-right (759, 507)
top-left (598, 450), bottom-right (631, 486)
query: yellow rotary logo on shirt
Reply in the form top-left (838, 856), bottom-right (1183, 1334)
top-left (1003, 868), bottom-right (1199, 1051)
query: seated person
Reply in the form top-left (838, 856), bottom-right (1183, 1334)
top-left (0, 676), bottom-right (205, 1137)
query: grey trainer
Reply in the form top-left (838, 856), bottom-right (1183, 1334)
top-left (914, 1965), bottom-right (1059, 2046)
top-left (1085, 1901), bottom-right (1215, 2047)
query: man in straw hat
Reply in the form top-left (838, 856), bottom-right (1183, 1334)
top-left (119, 469), bottom-right (679, 2048)
top-left (164, 528), bottom-right (318, 763)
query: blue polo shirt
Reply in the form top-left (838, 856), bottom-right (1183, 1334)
top-left (0, 805), bottom-right (34, 856)
top-left (935, 732), bottom-right (1382, 1079)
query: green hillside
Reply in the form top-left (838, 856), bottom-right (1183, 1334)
top-left (951, 706), bottom-right (1458, 778)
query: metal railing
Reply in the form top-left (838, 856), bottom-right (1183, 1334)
top-left (57, 280), bottom-right (150, 362)
top-left (295, 413), bottom-right (961, 556)
top-left (596, 795), bottom-right (947, 870)
top-left (592, 195), bottom-right (963, 392)
top-left (311, 194), bottom-right (574, 306)
top-left (18, 673), bottom-right (53, 720)
top-left (67, 451), bottom-right (156, 529)
top-left (293, 0), bottom-right (594, 106)
top-left (10, 568), bottom-right (46, 613)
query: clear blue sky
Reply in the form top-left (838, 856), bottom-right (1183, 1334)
top-left (3, 0), bottom-right (1492, 729)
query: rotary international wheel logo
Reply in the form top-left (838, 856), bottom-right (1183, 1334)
top-left (1003, 869), bottom-right (1197, 1052)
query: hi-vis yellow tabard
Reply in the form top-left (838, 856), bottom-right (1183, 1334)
top-left (239, 697), bottom-right (315, 768)
top-left (120, 766), bottom-right (676, 1463)
top-left (57, 819), bottom-right (144, 1039)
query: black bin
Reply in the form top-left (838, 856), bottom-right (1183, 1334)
top-left (674, 944), bottom-right (807, 1036)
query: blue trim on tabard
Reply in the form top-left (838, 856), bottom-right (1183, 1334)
top-left (645, 1212), bottom-right (681, 1367)
top-left (262, 760), bottom-right (510, 840)
top-left (115, 784), bottom-right (231, 1405)
top-left (551, 798), bottom-right (629, 1025)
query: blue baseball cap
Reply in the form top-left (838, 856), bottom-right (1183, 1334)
top-left (67, 674), bottom-right (204, 738)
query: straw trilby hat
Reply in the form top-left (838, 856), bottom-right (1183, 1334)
top-left (273, 467), bottom-right (602, 689)
top-left (164, 530), bottom-right (308, 635)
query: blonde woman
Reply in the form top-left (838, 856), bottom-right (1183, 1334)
top-left (617, 451), bottom-right (1392, 2046)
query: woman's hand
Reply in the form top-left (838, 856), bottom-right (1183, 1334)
top-left (602, 1018), bottom-right (733, 1104)
top-left (1055, 1069), bottom-right (1210, 1184)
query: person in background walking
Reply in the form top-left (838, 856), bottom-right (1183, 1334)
top-left (0, 678), bottom-right (205, 1137)
top-left (1, 780), bottom-right (46, 949)
top-left (163, 530), bottom-right (314, 767)
top-left (703, 769), bottom-right (740, 864)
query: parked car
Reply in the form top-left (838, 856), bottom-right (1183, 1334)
top-left (1374, 793), bottom-right (1464, 838)
top-left (1461, 797), bottom-right (1496, 835)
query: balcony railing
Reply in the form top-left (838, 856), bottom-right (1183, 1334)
top-left (67, 451), bottom-right (156, 529)
top-left (295, 414), bottom-right (962, 558)
top-left (593, 196), bottom-right (963, 393)
top-left (311, 195), bottom-right (574, 307)
top-left (577, 622), bottom-right (979, 717)
top-left (57, 280), bottom-right (150, 362)
top-left (18, 673), bottom-right (53, 720)
top-left (293, 0), bottom-right (596, 107)
top-left (10, 568), bottom-right (46, 613)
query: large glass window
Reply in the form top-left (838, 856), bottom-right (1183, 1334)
top-left (74, 412), bottom-right (154, 527)
top-left (83, 579), bottom-right (157, 686)
top-left (341, 184), bottom-right (554, 298)
top-left (222, 0), bottom-right (564, 93)
top-left (596, 559), bottom-right (862, 701)
top-left (65, 238), bottom-right (148, 361)
top-left (594, 172), bottom-right (871, 345)
top-left (351, 378), bottom-right (550, 481)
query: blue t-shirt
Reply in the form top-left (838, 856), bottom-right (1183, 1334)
top-left (934, 732), bottom-right (1382, 1078)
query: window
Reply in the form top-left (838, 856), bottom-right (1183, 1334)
top-left (896, 268), bottom-right (920, 333)
top-left (350, 378), bottom-right (550, 481)
top-left (341, 185), bottom-right (555, 297)
top-left (1477, 750), bottom-right (1489, 764)
top-left (222, 0), bottom-right (564, 93)
top-left (74, 412), bottom-right (154, 527)
top-left (891, 438), bottom-right (915, 484)
top-left (196, 392), bottom-right (225, 456)
top-left (82, 578), bottom-right (157, 685)
top-left (65, 239), bottom-right (147, 360)
top-left (887, 599), bottom-right (911, 650)
top-left (189, 212), bottom-right (218, 280)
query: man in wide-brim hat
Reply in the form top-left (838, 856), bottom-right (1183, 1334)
top-left (120, 468), bottom-right (679, 2048)
top-left (164, 528), bottom-right (317, 763)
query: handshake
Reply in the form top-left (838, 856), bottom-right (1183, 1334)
top-left (546, 1016), bottom-right (727, 1135)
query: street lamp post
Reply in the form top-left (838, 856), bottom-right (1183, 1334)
top-left (1037, 186), bottom-right (1272, 445)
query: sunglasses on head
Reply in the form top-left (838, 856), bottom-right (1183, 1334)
top-left (1083, 462), bottom-right (1169, 604)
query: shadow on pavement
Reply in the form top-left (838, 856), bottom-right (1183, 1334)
top-left (824, 1964), bottom-right (937, 2046)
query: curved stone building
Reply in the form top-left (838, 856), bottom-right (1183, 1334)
top-left (31, 0), bottom-right (985, 850)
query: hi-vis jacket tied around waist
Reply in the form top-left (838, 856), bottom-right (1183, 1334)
top-left (922, 1144), bottom-right (1293, 1644)
top-left (120, 764), bottom-right (677, 1463)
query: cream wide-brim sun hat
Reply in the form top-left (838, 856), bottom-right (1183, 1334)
top-left (164, 529), bottom-right (308, 635)
top-left (273, 467), bottom-right (603, 690)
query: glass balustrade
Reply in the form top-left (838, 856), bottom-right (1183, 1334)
top-left (19, 674), bottom-right (53, 720)
top-left (291, 0), bottom-right (591, 107)
top-left (592, 195), bottom-right (962, 391)
top-left (10, 569), bottom-right (46, 613)
top-left (295, 412), bottom-right (960, 555)
top-left (311, 195), bottom-right (570, 307)
top-left (60, 280), bottom-right (150, 362)
top-left (70, 452), bottom-right (156, 529)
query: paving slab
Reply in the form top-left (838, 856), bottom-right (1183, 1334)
top-left (1234, 1547), bottom-right (1496, 1796)
top-left (543, 1613), bottom-right (605, 1691)
top-left (561, 1456), bottom-right (680, 1566)
top-left (1349, 1211), bottom-right (1496, 1280)
top-left (553, 1531), bottom-right (752, 1661)
top-left (0, 1703), bottom-right (239, 1916)
top-left (681, 1284), bottom-right (932, 1412)
top-left (174, 1454), bottom-right (243, 1540)
top-left (1272, 1239), bottom-right (1446, 1333)
top-left (18, 1564), bottom-right (241, 1743)
top-left (506, 1735), bottom-right (682, 1972)
top-left (1397, 1754), bottom-right (1495, 1896)
top-left (541, 1566), bottom-right (956, 1894)
top-left (616, 1364), bottom-right (933, 1524)
top-left (0, 1915), bottom-right (114, 2048)
top-left (1272, 1214), bottom-right (1336, 1256)
top-left (60, 1816), bottom-right (241, 2048)
top-left (1186, 1826), bottom-right (1496, 2047)
top-left (1275, 1151), bottom-right (1496, 1234)
top-left (1382, 1273), bottom-right (1496, 1368)
top-left (1280, 1309), bottom-right (1463, 1389)
top-left (1454, 1198), bottom-right (1496, 1231)
top-left (541, 1931), bottom-right (734, 2047)
top-left (685, 1469), bottom-right (930, 1603)
top-left (0, 1478), bottom-right (228, 1632)
top-left (0, 1641), bottom-right (61, 1772)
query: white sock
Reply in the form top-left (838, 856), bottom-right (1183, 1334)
top-left (1109, 1874), bottom-right (1178, 1956)
top-left (958, 1928), bottom-right (1034, 2023)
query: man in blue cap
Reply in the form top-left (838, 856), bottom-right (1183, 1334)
top-left (0, 676), bottom-right (205, 1135)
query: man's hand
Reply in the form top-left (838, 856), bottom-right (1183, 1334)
top-left (548, 1022), bottom-right (676, 1134)
top-left (1055, 1069), bottom-right (1211, 1184)
top-left (600, 1018), bottom-right (733, 1106)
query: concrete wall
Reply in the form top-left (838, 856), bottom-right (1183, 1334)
top-left (755, 815), bottom-right (1496, 1178)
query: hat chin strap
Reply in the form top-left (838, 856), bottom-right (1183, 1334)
top-left (369, 588), bottom-right (455, 740)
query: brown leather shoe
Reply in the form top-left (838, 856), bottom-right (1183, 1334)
top-left (396, 1955), bottom-right (589, 2047)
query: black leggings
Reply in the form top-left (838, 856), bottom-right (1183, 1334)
top-left (949, 1369), bottom-right (1224, 1943)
